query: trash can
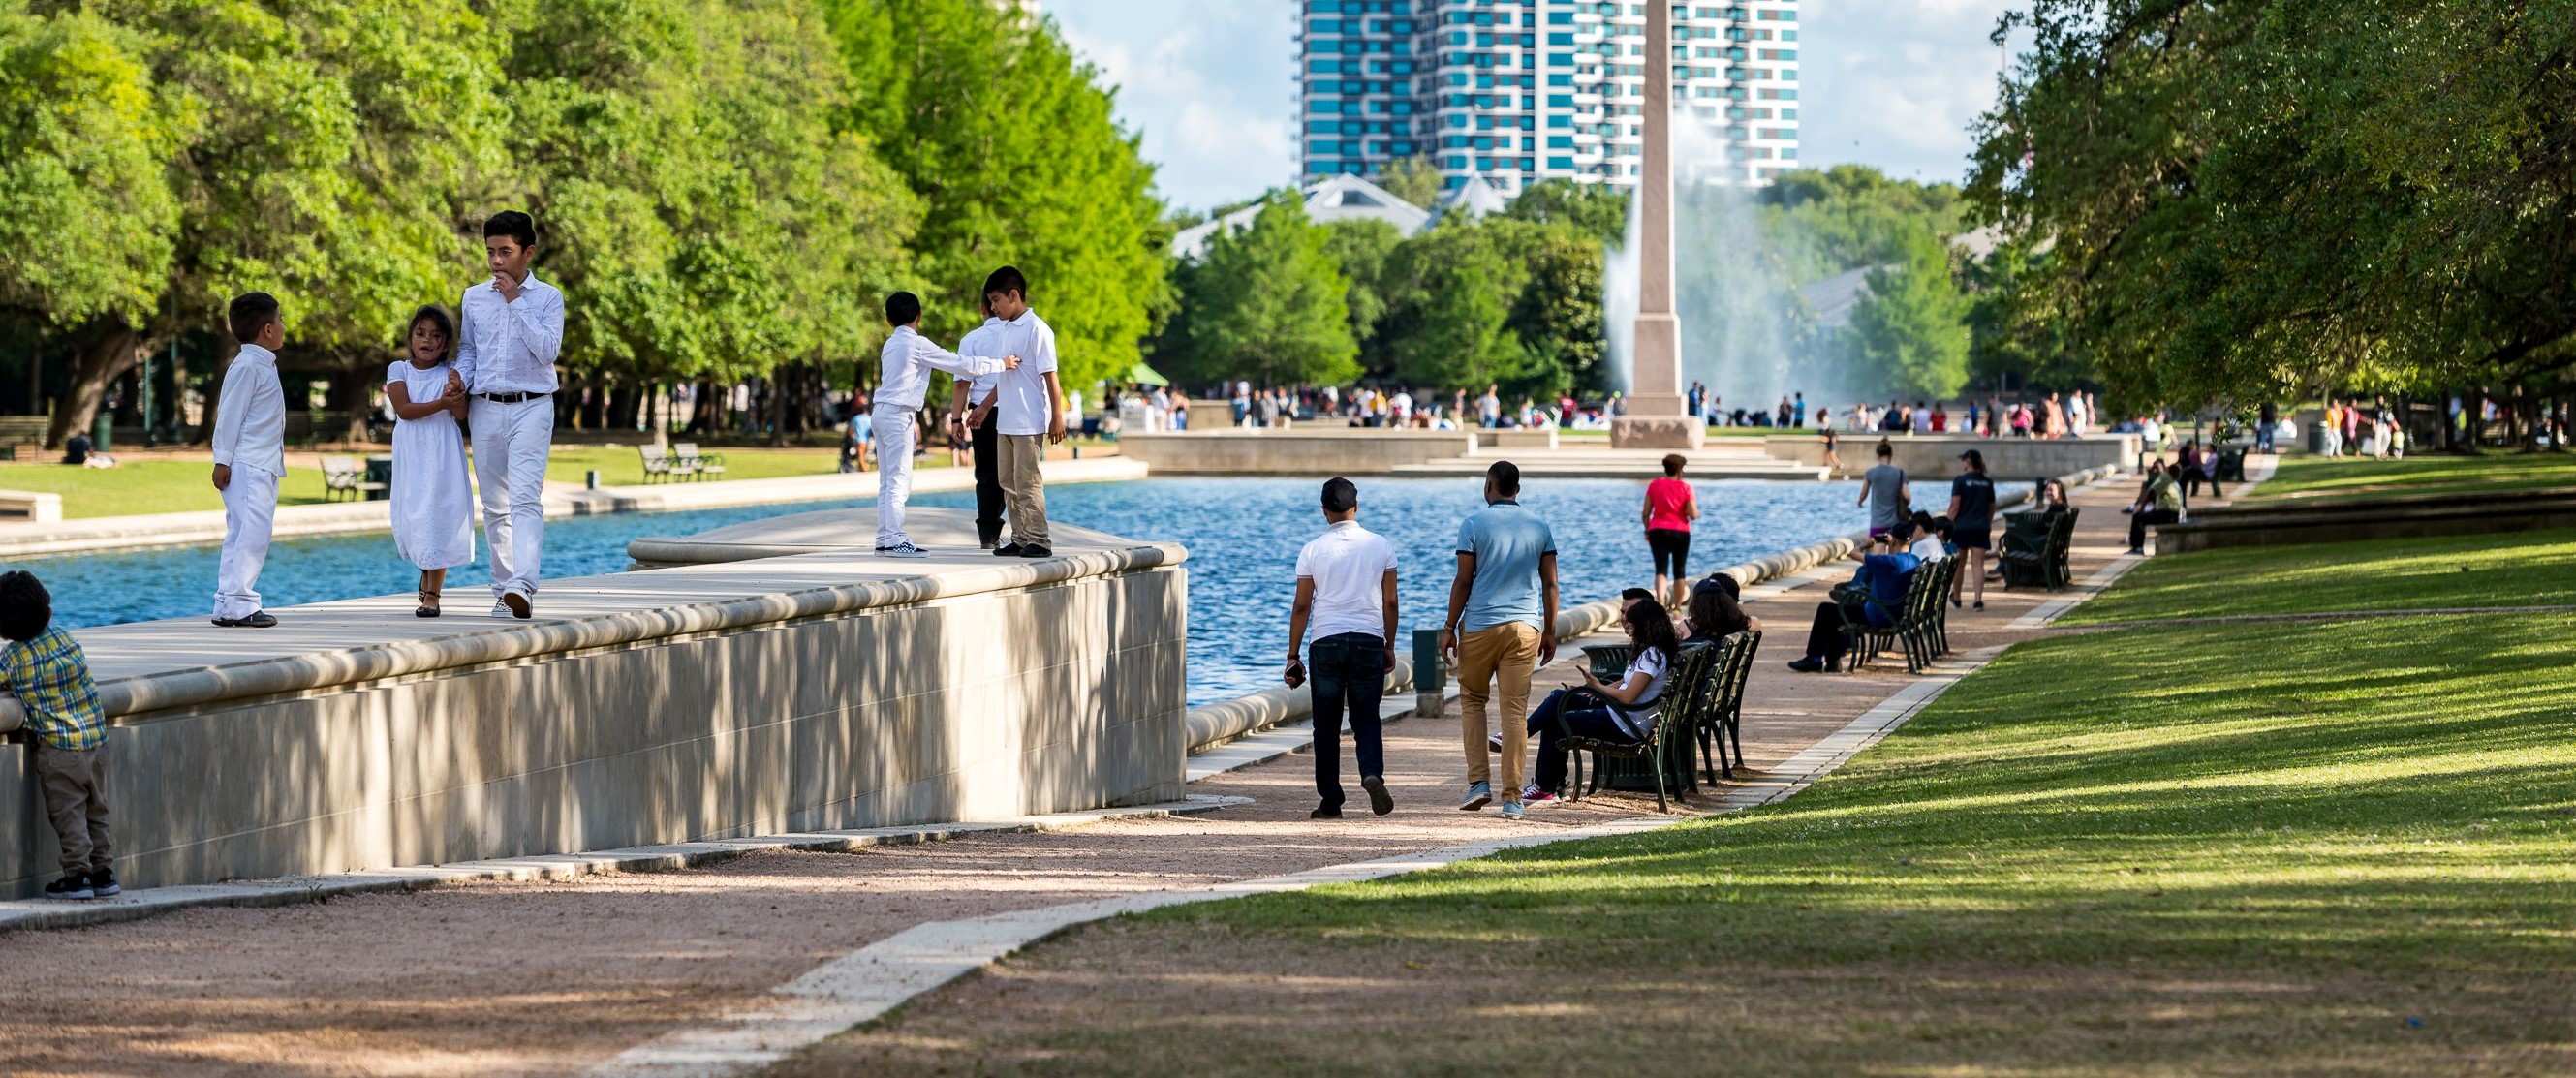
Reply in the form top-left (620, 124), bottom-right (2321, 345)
top-left (91, 412), bottom-right (111, 454)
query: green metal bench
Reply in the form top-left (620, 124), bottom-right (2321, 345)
top-left (1562, 642), bottom-right (1714, 814)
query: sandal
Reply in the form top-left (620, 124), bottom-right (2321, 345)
top-left (416, 588), bottom-right (441, 618)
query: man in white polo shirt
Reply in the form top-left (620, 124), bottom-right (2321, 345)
top-left (1286, 477), bottom-right (1400, 819)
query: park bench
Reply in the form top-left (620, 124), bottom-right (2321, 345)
top-left (2000, 508), bottom-right (2080, 591)
top-left (1842, 557), bottom-right (1950, 675)
top-left (637, 445), bottom-right (675, 483)
top-left (1691, 630), bottom-right (1760, 783)
top-left (675, 443), bottom-right (726, 480)
top-left (0, 489), bottom-right (62, 523)
top-left (319, 456), bottom-right (387, 502)
top-left (1560, 640), bottom-right (1716, 814)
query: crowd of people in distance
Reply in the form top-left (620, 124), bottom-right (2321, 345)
top-left (1212, 383), bottom-right (1634, 432)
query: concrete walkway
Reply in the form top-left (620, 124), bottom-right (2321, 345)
top-left (0, 472), bottom-right (2199, 1076)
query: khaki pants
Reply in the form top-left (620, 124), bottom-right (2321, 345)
top-left (996, 434), bottom-right (1051, 547)
top-left (1457, 622), bottom-right (1540, 802)
top-left (34, 741), bottom-right (111, 876)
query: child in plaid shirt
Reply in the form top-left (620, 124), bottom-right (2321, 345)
top-left (0, 571), bottom-right (114, 900)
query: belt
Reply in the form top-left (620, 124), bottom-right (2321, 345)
top-left (477, 391), bottom-right (550, 404)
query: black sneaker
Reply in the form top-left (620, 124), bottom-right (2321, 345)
top-left (1015, 544), bottom-right (1053, 558)
top-left (85, 868), bottom-right (119, 897)
top-left (994, 542), bottom-right (1023, 557)
top-left (1310, 805), bottom-right (1343, 819)
top-left (1825, 657), bottom-right (1843, 673)
top-left (211, 611), bottom-right (277, 629)
top-left (1362, 775), bottom-right (1394, 816)
top-left (1786, 656), bottom-right (1826, 673)
top-left (43, 875), bottom-right (92, 901)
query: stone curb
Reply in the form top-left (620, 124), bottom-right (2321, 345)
top-left (0, 795), bottom-right (1247, 936)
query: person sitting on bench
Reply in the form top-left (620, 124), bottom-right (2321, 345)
top-left (1787, 523), bottom-right (1923, 673)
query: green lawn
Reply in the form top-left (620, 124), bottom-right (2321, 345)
top-left (785, 528), bottom-right (2576, 1075)
top-left (2245, 450), bottom-right (2576, 503)
top-left (2066, 527), bottom-right (2576, 624)
top-left (0, 459), bottom-right (334, 518)
top-left (541, 445), bottom-right (853, 487)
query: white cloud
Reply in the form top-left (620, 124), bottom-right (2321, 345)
top-left (1799, 0), bottom-right (2018, 184)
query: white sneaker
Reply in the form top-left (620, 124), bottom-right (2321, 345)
top-left (878, 542), bottom-right (928, 559)
top-left (489, 600), bottom-right (513, 619)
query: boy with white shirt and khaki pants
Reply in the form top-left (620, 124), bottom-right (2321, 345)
top-left (979, 266), bottom-right (1064, 559)
top-left (209, 292), bottom-right (289, 629)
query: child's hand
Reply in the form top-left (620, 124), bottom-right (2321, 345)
top-left (445, 370), bottom-right (466, 398)
top-left (1002, 354), bottom-right (1022, 371)
top-left (211, 464), bottom-right (232, 491)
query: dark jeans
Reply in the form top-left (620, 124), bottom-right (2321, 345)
top-left (2129, 508), bottom-right (2181, 550)
top-left (2180, 472), bottom-right (2221, 499)
top-left (971, 408), bottom-right (1004, 544)
top-left (1804, 601), bottom-right (1865, 661)
top-left (1309, 632), bottom-right (1387, 808)
top-left (1526, 687), bottom-right (1632, 793)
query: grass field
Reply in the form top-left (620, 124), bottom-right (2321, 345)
top-left (782, 527), bottom-right (2576, 1075)
top-left (0, 460), bottom-right (335, 518)
top-left (2245, 450), bottom-right (2576, 503)
top-left (2066, 527), bottom-right (2576, 624)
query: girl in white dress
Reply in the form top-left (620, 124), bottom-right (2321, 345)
top-left (386, 305), bottom-right (475, 616)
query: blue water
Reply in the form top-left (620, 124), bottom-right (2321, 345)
top-left (21, 477), bottom-right (1993, 706)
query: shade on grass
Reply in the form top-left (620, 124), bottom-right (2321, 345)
top-left (2067, 527), bottom-right (2576, 624)
top-left (2244, 451), bottom-right (2576, 503)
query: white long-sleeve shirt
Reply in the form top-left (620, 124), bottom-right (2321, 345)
top-left (454, 268), bottom-right (565, 396)
top-left (956, 317), bottom-right (1004, 407)
top-left (878, 324), bottom-right (1008, 411)
top-left (210, 343), bottom-right (287, 475)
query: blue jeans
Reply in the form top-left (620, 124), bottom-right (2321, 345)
top-left (1309, 632), bottom-right (1387, 808)
top-left (1526, 687), bottom-right (1634, 794)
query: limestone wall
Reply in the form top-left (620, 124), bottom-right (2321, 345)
top-left (1119, 430), bottom-right (1476, 474)
top-left (0, 546), bottom-right (1188, 897)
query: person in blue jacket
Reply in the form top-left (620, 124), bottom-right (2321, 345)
top-left (1786, 521), bottom-right (1924, 673)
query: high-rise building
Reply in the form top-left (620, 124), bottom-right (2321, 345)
top-left (1294, 1), bottom-right (1800, 194)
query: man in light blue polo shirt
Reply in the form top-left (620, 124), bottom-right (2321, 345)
top-left (1439, 460), bottom-right (1558, 820)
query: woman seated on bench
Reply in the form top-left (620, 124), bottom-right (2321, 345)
top-left (1685, 572), bottom-right (1759, 642)
top-left (1519, 598), bottom-right (1682, 804)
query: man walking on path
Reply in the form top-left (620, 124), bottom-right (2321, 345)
top-left (1286, 477), bottom-right (1400, 819)
top-left (982, 267), bottom-right (1063, 558)
top-left (1440, 461), bottom-right (1558, 821)
top-left (947, 296), bottom-right (1007, 548)
top-left (456, 211), bottom-right (565, 620)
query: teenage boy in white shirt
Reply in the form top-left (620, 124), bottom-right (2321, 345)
top-left (980, 266), bottom-right (1063, 559)
top-left (455, 210), bottom-right (566, 619)
top-left (946, 297), bottom-right (1008, 548)
top-left (1286, 477), bottom-right (1400, 818)
top-left (209, 293), bottom-right (290, 629)
top-left (876, 292), bottom-right (1016, 558)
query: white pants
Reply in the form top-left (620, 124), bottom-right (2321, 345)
top-left (470, 395), bottom-right (553, 599)
top-left (214, 464), bottom-right (279, 619)
top-left (873, 404), bottom-right (916, 548)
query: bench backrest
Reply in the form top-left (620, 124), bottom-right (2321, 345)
top-left (320, 455), bottom-right (358, 475)
top-left (638, 445), bottom-right (667, 462)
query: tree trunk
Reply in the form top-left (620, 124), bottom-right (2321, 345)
top-left (45, 324), bottom-right (140, 448)
top-left (328, 361), bottom-right (373, 445)
top-left (766, 367), bottom-right (790, 447)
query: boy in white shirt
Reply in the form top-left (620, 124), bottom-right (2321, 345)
top-left (875, 292), bottom-right (1016, 558)
top-left (946, 297), bottom-right (1007, 548)
top-left (1286, 477), bottom-right (1400, 818)
top-left (980, 266), bottom-right (1063, 559)
top-left (209, 293), bottom-right (289, 628)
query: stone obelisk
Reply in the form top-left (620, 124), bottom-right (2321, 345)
top-left (1610, 0), bottom-right (1702, 450)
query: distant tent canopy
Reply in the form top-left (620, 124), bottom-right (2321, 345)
top-left (1123, 362), bottom-right (1169, 386)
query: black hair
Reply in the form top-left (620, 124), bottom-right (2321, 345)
top-left (1688, 579), bottom-right (1748, 639)
top-left (0, 570), bottom-right (51, 642)
top-left (229, 292), bottom-right (280, 345)
top-left (1320, 477), bottom-right (1357, 513)
top-left (1696, 571), bottom-right (1741, 600)
top-left (1622, 597), bottom-right (1681, 673)
top-left (1621, 587), bottom-right (1655, 603)
top-left (1487, 459), bottom-right (1521, 496)
top-left (1874, 439), bottom-right (1894, 459)
top-left (1660, 453), bottom-right (1685, 477)
top-left (407, 305), bottom-right (454, 360)
top-left (483, 210), bottom-right (538, 248)
top-left (885, 291), bottom-right (922, 326)
top-left (982, 265), bottom-right (1029, 300)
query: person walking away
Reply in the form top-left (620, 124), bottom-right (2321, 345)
top-left (2127, 464), bottom-right (2186, 555)
top-left (1945, 448), bottom-right (1997, 611)
top-left (947, 296), bottom-right (1007, 548)
top-left (0, 571), bottom-right (115, 900)
top-left (1440, 461), bottom-right (1558, 820)
top-left (980, 267), bottom-right (1064, 558)
top-left (875, 291), bottom-right (1017, 558)
top-left (1792, 391), bottom-right (1807, 428)
top-left (1819, 426), bottom-right (1843, 477)
top-left (1858, 440), bottom-right (1909, 539)
top-left (1170, 392), bottom-right (1189, 430)
top-left (1521, 598), bottom-right (1679, 804)
top-left (1643, 454), bottom-right (1697, 609)
top-left (210, 292), bottom-right (288, 629)
top-left (1287, 477), bottom-right (1400, 818)
top-left (456, 211), bottom-right (566, 620)
top-left (2257, 400), bottom-right (2278, 452)
top-left (1478, 384), bottom-right (1502, 428)
top-left (385, 306), bottom-right (476, 617)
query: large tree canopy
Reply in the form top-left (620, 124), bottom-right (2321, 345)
top-left (1156, 194), bottom-right (1357, 391)
top-left (1969, 0), bottom-right (2576, 410)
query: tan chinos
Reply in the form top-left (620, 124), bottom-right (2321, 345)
top-left (1456, 622), bottom-right (1540, 799)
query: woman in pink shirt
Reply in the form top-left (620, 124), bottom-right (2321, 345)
top-left (1642, 453), bottom-right (1700, 608)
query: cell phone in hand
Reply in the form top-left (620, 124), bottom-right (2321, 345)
top-left (1284, 660), bottom-right (1306, 689)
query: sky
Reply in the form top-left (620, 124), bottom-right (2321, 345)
top-left (1044, 0), bottom-right (2019, 213)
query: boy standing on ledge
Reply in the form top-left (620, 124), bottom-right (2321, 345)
top-left (981, 266), bottom-right (1063, 558)
top-left (210, 292), bottom-right (287, 629)
top-left (0, 570), bottom-right (116, 901)
top-left (875, 292), bottom-right (1017, 558)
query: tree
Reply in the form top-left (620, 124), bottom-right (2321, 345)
top-left (1378, 218), bottom-right (1535, 392)
top-left (1160, 194), bottom-right (1356, 389)
top-left (1374, 155), bottom-right (1443, 210)
top-left (1504, 231), bottom-right (1605, 396)
top-left (1502, 178), bottom-right (1628, 245)
top-left (1319, 218), bottom-right (1402, 375)
top-left (824, 0), bottom-right (1168, 395)
top-left (1838, 228), bottom-right (1971, 401)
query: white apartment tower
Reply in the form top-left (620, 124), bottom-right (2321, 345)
top-left (1295, 0), bottom-right (1801, 194)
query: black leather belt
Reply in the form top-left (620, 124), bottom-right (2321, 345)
top-left (477, 391), bottom-right (550, 404)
